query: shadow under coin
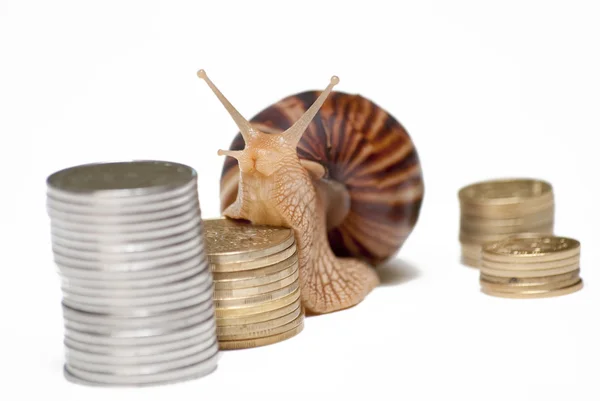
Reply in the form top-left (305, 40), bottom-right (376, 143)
top-left (376, 258), bottom-right (421, 287)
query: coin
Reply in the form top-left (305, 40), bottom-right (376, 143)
top-left (481, 254), bottom-right (580, 271)
top-left (480, 274), bottom-right (581, 292)
top-left (66, 335), bottom-right (216, 366)
top-left (218, 311), bottom-right (303, 341)
top-left (480, 269), bottom-right (581, 286)
top-left (482, 234), bottom-right (580, 263)
top-left (213, 253), bottom-right (298, 289)
top-left (479, 262), bottom-right (579, 278)
top-left (460, 206), bottom-right (554, 229)
top-left (203, 218), bottom-right (295, 264)
top-left (481, 280), bottom-right (583, 299)
top-left (65, 316), bottom-right (216, 347)
top-left (63, 298), bottom-right (215, 329)
top-left (460, 216), bottom-right (554, 235)
top-left (219, 321), bottom-right (304, 350)
top-left (210, 243), bottom-right (297, 272)
top-left (217, 305), bottom-right (302, 336)
top-left (67, 341), bottom-right (219, 376)
top-left (64, 321), bottom-right (216, 357)
top-left (216, 298), bottom-right (301, 326)
top-left (47, 161), bottom-right (196, 198)
top-left (213, 269), bottom-right (298, 299)
top-left (459, 178), bottom-right (553, 206)
top-left (214, 288), bottom-right (301, 318)
top-left (213, 278), bottom-right (299, 308)
top-left (459, 224), bottom-right (554, 244)
top-left (63, 353), bottom-right (218, 387)
top-left (62, 274), bottom-right (212, 307)
top-left (47, 161), bottom-right (219, 386)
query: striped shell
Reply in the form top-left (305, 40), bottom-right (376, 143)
top-left (220, 90), bottom-right (424, 266)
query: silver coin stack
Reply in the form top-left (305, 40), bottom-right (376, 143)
top-left (46, 160), bottom-right (219, 386)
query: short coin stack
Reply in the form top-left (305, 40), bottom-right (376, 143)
top-left (47, 161), bottom-right (219, 386)
top-left (458, 178), bottom-right (555, 267)
top-left (203, 218), bottom-right (304, 350)
top-left (480, 233), bottom-right (583, 298)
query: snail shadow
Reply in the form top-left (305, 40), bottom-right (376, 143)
top-left (376, 258), bottom-right (421, 287)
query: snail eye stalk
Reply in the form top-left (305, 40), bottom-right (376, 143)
top-left (282, 76), bottom-right (339, 147)
top-left (197, 69), bottom-right (257, 143)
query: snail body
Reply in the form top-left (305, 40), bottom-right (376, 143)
top-left (198, 71), bottom-right (424, 314)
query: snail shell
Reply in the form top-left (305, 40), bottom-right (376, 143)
top-left (219, 90), bottom-right (424, 266)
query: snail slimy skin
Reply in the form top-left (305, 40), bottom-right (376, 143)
top-left (198, 70), bottom-right (424, 314)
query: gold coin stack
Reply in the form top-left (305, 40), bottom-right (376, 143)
top-left (202, 218), bottom-right (304, 350)
top-left (480, 234), bottom-right (583, 298)
top-left (458, 178), bottom-right (555, 267)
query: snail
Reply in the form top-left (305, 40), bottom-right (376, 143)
top-left (197, 70), bottom-right (424, 314)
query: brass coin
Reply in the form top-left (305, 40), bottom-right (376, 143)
top-left (213, 268), bottom-right (298, 299)
top-left (212, 253), bottom-right (298, 286)
top-left (460, 199), bottom-right (555, 219)
top-left (217, 297), bottom-right (301, 326)
top-left (480, 269), bottom-right (581, 286)
top-left (216, 305), bottom-right (303, 336)
top-left (219, 320), bottom-right (304, 350)
top-left (461, 244), bottom-right (481, 259)
top-left (210, 243), bottom-right (297, 273)
top-left (461, 255), bottom-right (481, 268)
top-left (459, 179), bottom-right (552, 204)
top-left (460, 224), bottom-right (554, 244)
top-left (479, 262), bottom-right (579, 278)
top-left (480, 275), bottom-right (581, 292)
top-left (481, 280), bottom-right (583, 299)
top-left (217, 312), bottom-right (304, 341)
top-left (460, 216), bottom-right (554, 235)
top-left (214, 279), bottom-right (299, 308)
top-left (203, 218), bottom-right (295, 264)
top-left (481, 254), bottom-right (580, 271)
top-left (482, 234), bottom-right (580, 263)
top-left (214, 288), bottom-right (300, 318)
top-left (460, 206), bottom-right (554, 229)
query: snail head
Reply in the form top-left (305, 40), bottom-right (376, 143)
top-left (197, 69), bottom-right (338, 177)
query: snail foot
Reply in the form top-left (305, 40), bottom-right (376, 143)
top-left (303, 256), bottom-right (379, 314)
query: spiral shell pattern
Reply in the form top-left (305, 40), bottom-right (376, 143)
top-left (220, 91), bottom-right (424, 266)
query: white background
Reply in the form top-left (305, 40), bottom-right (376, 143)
top-left (1, 1), bottom-right (599, 400)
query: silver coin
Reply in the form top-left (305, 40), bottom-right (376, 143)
top-left (46, 191), bottom-right (199, 219)
top-left (47, 161), bottom-right (196, 199)
top-left (50, 207), bottom-right (201, 234)
top-left (64, 320), bottom-right (216, 357)
top-left (57, 254), bottom-right (208, 283)
top-left (65, 315), bottom-right (216, 346)
top-left (47, 193), bottom-right (199, 223)
top-left (52, 235), bottom-right (203, 263)
top-left (48, 177), bottom-right (198, 208)
top-left (51, 216), bottom-right (204, 246)
top-left (66, 340), bottom-right (218, 376)
top-left (63, 352), bottom-right (218, 387)
top-left (52, 225), bottom-right (201, 254)
top-left (62, 284), bottom-right (213, 316)
top-left (59, 261), bottom-right (207, 289)
top-left (62, 273), bottom-right (212, 307)
top-left (64, 305), bottom-right (215, 338)
top-left (62, 297), bottom-right (214, 328)
top-left (62, 268), bottom-right (211, 298)
top-left (64, 304), bottom-right (215, 338)
top-left (65, 334), bottom-right (216, 366)
top-left (54, 244), bottom-right (206, 273)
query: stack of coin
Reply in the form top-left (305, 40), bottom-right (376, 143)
top-left (46, 161), bottom-right (219, 386)
top-left (458, 178), bottom-right (555, 267)
top-left (480, 233), bottom-right (583, 298)
top-left (202, 218), bottom-right (304, 350)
